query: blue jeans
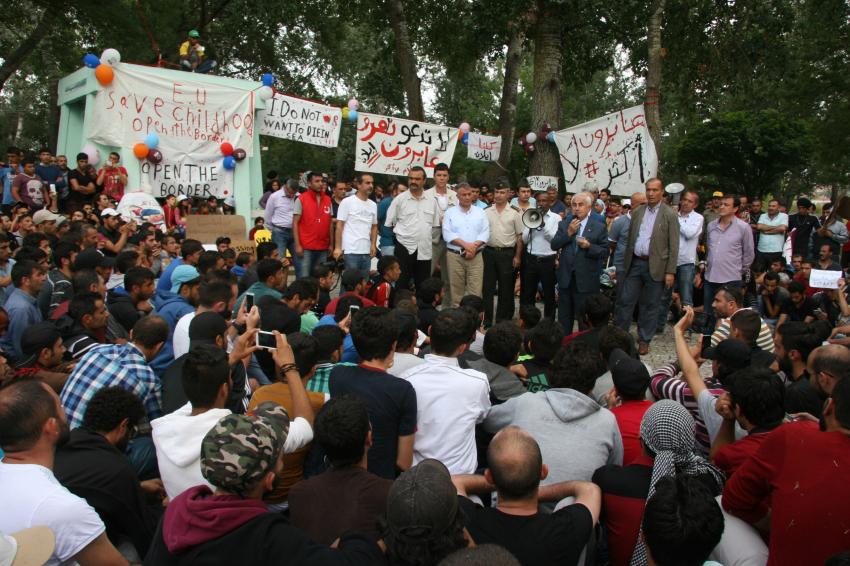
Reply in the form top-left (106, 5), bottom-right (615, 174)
top-left (615, 258), bottom-right (664, 344)
top-left (127, 436), bottom-right (158, 480)
top-left (344, 253), bottom-right (371, 273)
top-left (299, 249), bottom-right (328, 279)
top-left (271, 227), bottom-right (300, 276)
top-left (656, 263), bottom-right (696, 331)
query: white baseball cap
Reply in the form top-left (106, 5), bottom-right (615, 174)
top-left (0, 527), bottom-right (56, 566)
top-left (99, 208), bottom-right (121, 218)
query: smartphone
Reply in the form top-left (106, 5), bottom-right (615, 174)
top-left (256, 330), bottom-right (277, 350)
top-left (245, 293), bottom-right (255, 311)
top-left (349, 305), bottom-right (360, 316)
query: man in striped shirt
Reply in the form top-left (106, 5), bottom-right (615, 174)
top-left (708, 285), bottom-right (774, 353)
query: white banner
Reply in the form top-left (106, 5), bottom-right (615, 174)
top-left (526, 176), bottom-right (559, 192)
top-left (553, 105), bottom-right (657, 197)
top-left (466, 133), bottom-right (502, 162)
top-left (116, 192), bottom-right (166, 231)
top-left (258, 94), bottom-right (342, 147)
top-left (88, 64), bottom-right (255, 161)
top-left (140, 158), bottom-right (233, 199)
top-left (354, 113), bottom-right (459, 177)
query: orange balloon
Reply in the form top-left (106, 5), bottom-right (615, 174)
top-left (133, 143), bottom-right (150, 159)
top-left (94, 64), bottom-right (114, 86)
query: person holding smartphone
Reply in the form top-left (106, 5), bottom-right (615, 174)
top-left (96, 151), bottom-right (128, 203)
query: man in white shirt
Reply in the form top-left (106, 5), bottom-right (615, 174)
top-left (385, 166), bottom-right (440, 290)
top-left (263, 179), bottom-right (300, 272)
top-left (520, 191), bottom-right (560, 319)
top-left (333, 173), bottom-right (378, 273)
top-left (657, 189), bottom-right (704, 333)
top-left (423, 163), bottom-right (457, 305)
top-left (401, 308), bottom-right (491, 475)
top-left (755, 198), bottom-right (788, 265)
top-left (442, 183), bottom-right (489, 306)
top-left (0, 380), bottom-right (126, 566)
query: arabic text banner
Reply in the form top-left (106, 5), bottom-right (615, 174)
top-left (258, 93), bottom-right (342, 147)
top-left (466, 133), bottom-right (502, 162)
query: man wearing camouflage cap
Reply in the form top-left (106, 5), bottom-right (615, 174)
top-left (144, 402), bottom-right (384, 565)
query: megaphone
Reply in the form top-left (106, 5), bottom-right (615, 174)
top-left (665, 182), bottom-right (685, 194)
top-left (522, 208), bottom-right (544, 230)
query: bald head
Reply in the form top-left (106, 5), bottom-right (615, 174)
top-left (808, 344), bottom-right (850, 396)
top-left (487, 426), bottom-right (543, 499)
top-left (631, 192), bottom-right (647, 207)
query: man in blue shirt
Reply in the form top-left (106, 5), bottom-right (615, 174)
top-left (0, 260), bottom-right (46, 361)
top-left (35, 149), bottom-right (66, 207)
top-left (0, 146), bottom-right (23, 211)
top-left (155, 239), bottom-right (204, 297)
top-left (442, 183), bottom-right (489, 306)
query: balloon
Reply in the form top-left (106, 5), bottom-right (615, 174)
top-left (462, 133), bottom-right (469, 145)
top-left (100, 48), bottom-right (121, 66)
top-left (222, 156), bottom-right (237, 170)
top-left (261, 73), bottom-right (274, 87)
top-left (94, 64), bottom-right (114, 86)
top-left (146, 149), bottom-right (163, 164)
top-left (459, 122), bottom-right (471, 133)
top-left (144, 133), bottom-right (159, 149)
top-left (348, 109), bottom-right (358, 122)
top-left (527, 144), bottom-right (536, 152)
top-left (546, 132), bottom-right (556, 143)
top-left (232, 148), bottom-right (247, 161)
top-left (83, 54), bottom-right (100, 68)
top-left (257, 86), bottom-right (274, 100)
top-left (81, 143), bottom-right (100, 166)
top-left (342, 107), bottom-right (350, 119)
top-left (348, 98), bottom-right (359, 110)
top-left (220, 142), bottom-right (234, 156)
top-left (133, 143), bottom-right (150, 159)
top-left (525, 132), bottom-right (537, 144)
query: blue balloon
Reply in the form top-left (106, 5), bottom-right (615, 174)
top-left (546, 132), bottom-right (556, 143)
top-left (348, 109), bottom-right (358, 122)
top-left (83, 54), bottom-right (100, 68)
top-left (222, 156), bottom-right (237, 170)
top-left (462, 132), bottom-right (469, 145)
top-left (144, 133), bottom-right (160, 149)
top-left (261, 73), bottom-right (274, 87)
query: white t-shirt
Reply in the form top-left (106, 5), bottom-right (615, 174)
top-left (337, 195), bottom-right (377, 255)
top-left (0, 463), bottom-right (105, 566)
top-left (757, 212), bottom-right (788, 253)
top-left (172, 311), bottom-right (196, 359)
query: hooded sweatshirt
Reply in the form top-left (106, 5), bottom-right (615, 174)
top-left (144, 485), bottom-right (384, 566)
top-left (483, 388), bottom-right (624, 485)
top-left (150, 290), bottom-right (194, 376)
top-left (151, 403), bottom-right (231, 499)
top-left (106, 287), bottom-right (140, 333)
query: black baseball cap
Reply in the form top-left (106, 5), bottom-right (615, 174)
top-left (74, 248), bottom-right (116, 270)
top-left (386, 459), bottom-right (459, 543)
top-left (702, 338), bottom-right (751, 370)
top-left (608, 348), bottom-right (650, 398)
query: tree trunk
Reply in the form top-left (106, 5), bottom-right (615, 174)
top-left (528, 0), bottom-right (562, 177)
top-left (387, 0), bottom-right (425, 121)
top-left (645, 0), bottom-right (665, 157)
top-left (0, 4), bottom-right (59, 94)
top-left (485, 25), bottom-right (526, 184)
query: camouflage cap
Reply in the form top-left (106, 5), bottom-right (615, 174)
top-left (200, 402), bottom-right (290, 494)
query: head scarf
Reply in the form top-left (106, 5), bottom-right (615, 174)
top-left (630, 400), bottom-right (726, 566)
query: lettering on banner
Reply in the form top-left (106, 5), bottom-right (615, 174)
top-left (354, 113), bottom-right (460, 177)
top-left (526, 176), bottom-right (559, 193)
top-left (141, 160), bottom-right (233, 199)
top-left (258, 94), bottom-right (342, 147)
top-left (553, 105), bottom-right (658, 197)
top-left (466, 133), bottom-right (502, 162)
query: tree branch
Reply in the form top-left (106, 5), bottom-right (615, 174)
top-left (0, 4), bottom-right (60, 93)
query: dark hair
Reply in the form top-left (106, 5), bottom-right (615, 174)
top-left (312, 325), bottom-right (345, 362)
top-left (383, 512), bottom-right (467, 566)
top-left (582, 295), bottom-right (612, 327)
top-left (525, 319), bottom-right (564, 363)
top-left (351, 307), bottom-right (398, 361)
top-left (307, 171), bottom-right (324, 181)
top-left (198, 280), bottom-right (234, 309)
top-left (391, 289), bottom-right (415, 309)
top-left (717, 285), bottom-right (744, 306)
top-left (257, 258), bottom-right (283, 283)
top-left (72, 269), bottom-right (100, 294)
top-left (551, 342), bottom-right (606, 394)
top-left (256, 241), bottom-right (278, 260)
top-left (438, 545), bottom-right (521, 566)
top-left (723, 194), bottom-right (741, 210)
top-left (393, 312), bottom-right (419, 351)
top-left (355, 172), bottom-right (373, 184)
top-left (221, 248), bottom-right (236, 261)
top-left (811, 345), bottom-right (850, 378)
top-left (132, 315), bottom-right (168, 349)
top-left (11, 260), bottom-right (40, 287)
top-left (183, 345), bottom-right (230, 408)
top-left (458, 295), bottom-right (484, 315)
top-left (0, 380), bottom-right (60, 452)
top-left (416, 277), bottom-right (444, 305)
top-left (730, 309), bottom-right (761, 346)
top-left (311, 263), bottom-right (331, 279)
top-left (518, 305), bottom-right (541, 329)
top-left (777, 322), bottom-right (822, 362)
top-left (430, 308), bottom-right (477, 356)
top-left (69, 291), bottom-right (102, 323)
top-left (285, 278), bottom-right (319, 302)
top-left (643, 475), bottom-right (724, 566)
top-left (115, 250), bottom-right (139, 275)
top-left (334, 294), bottom-right (364, 322)
top-left (82, 386), bottom-right (145, 433)
top-left (22, 233), bottom-right (48, 249)
top-left (180, 239), bottom-right (204, 259)
top-left (377, 255), bottom-right (399, 277)
top-left (727, 367), bottom-right (785, 429)
top-left (832, 375), bottom-right (850, 429)
top-left (487, 428), bottom-right (542, 500)
top-left (14, 247), bottom-right (47, 265)
top-left (598, 325), bottom-right (636, 359)
top-left (198, 250), bottom-right (222, 274)
top-left (763, 271), bottom-right (780, 283)
top-left (235, 252), bottom-right (252, 267)
top-left (204, 269), bottom-right (236, 286)
top-left (315, 395), bottom-right (370, 468)
top-left (286, 332), bottom-right (319, 377)
top-left (124, 267), bottom-right (154, 293)
top-left (483, 322), bottom-right (522, 367)
top-left (433, 163), bottom-right (449, 173)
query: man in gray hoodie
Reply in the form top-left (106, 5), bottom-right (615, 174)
top-left (482, 341), bottom-right (623, 485)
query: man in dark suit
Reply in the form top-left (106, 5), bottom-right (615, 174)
top-left (551, 191), bottom-right (609, 333)
top-left (614, 178), bottom-right (680, 355)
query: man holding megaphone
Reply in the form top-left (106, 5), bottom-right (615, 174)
top-left (520, 190), bottom-right (561, 319)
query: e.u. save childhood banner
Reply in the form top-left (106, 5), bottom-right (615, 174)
top-left (258, 93), bottom-right (342, 147)
top-left (88, 63), bottom-right (255, 161)
top-left (354, 113), bottom-right (459, 177)
top-left (553, 105), bottom-right (658, 197)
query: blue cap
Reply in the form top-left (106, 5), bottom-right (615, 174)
top-left (170, 265), bottom-right (200, 293)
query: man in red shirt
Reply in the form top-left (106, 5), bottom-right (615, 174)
top-left (722, 376), bottom-right (850, 566)
top-left (96, 152), bottom-right (128, 203)
top-left (323, 270), bottom-right (375, 316)
top-left (606, 348), bottom-right (653, 466)
top-left (709, 366), bottom-right (785, 476)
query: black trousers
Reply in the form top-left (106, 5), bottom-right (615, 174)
top-left (520, 252), bottom-right (556, 319)
top-left (395, 243), bottom-right (431, 291)
top-left (483, 247), bottom-right (517, 326)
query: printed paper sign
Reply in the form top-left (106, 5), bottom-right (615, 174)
top-left (553, 105), bottom-right (658, 197)
top-left (89, 63), bottom-right (255, 161)
top-left (526, 176), bottom-right (559, 192)
top-left (140, 157), bottom-right (233, 199)
top-left (809, 269), bottom-right (841, 289)
top-left (354, 113), bottom-right (459, 177)
top-left (466, 133), bottom-right (502, 162)
top-left (116, 192), bottom-right (166, 231)
top-left (258, 93), bottom-right (342, 147)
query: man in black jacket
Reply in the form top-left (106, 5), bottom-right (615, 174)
top-left (107, 267), bottom-right (155, 333)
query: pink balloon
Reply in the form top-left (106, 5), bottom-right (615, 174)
top-left (459, 122), bottom-right (471, 133)
top-left (348, 98), bottom-right (359, 110)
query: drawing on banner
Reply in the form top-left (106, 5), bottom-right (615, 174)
top-left (553, 105), bottom-right (657, 197)
top-left (258, 94), bottom-right (342, 147)
top-left (466, 133), bottom-right (502, 162)
top-left (526, 176), bottom-right (559, 192)
top-left (116, 192), bottom-right (166, 231)
top-left (140, 158), bottom-right (233, 199)
top-left (354, 113), bottom-right (459, 176)
top-left (88, 64), bottom-right (255, 161)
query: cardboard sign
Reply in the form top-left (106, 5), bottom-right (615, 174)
top-left (526, 176), bottom-right (559, 192)
top-left (185, 214), bottom-right (247, 243)
top-left (466, 133), bottom-right (502, 162)
top-left (809, 269), bottom-right (841, 289)
top-left (258, 94), bottom-right (342, 147)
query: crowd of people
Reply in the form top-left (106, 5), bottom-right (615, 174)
top-left (0, 148), bottom-right (848, 566)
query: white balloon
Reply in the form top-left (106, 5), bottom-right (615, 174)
top-left (100, 48), bottom-right (121, 67)
top-left (258, 86), bottom-right (274, 100)
top-left (459, 122), bottom-right (471, 133)
top-left (525, 132), bottom-right (537, 144)
top-left (81, 143), bottom-right (100, 166)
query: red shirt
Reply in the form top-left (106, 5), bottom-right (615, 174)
top-left (323, 291), bottom-right (376, 316)
top-left (713, 430), bottom-right (771, 476)
top-left (722, 421), bottom-right (850, 566)
top-left (610, 400), bottom-right (653, 466)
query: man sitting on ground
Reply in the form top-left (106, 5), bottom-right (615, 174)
top-left (510, 319), bottom-right (565, 392)
top-left (323, 269), bottom-right (376, 315)
top-left (305, 325), bottom-right (345, 394)
top-left (386, 311), bottom-right (425, 377)
top-left (606, 348), bottom-right (653, 466)
top-left (13, 322), bottom-right (69, 392)
top-left (106, 267), bottom-right (155, 334)
top-left (466, 320), bottom-right (526, 403)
